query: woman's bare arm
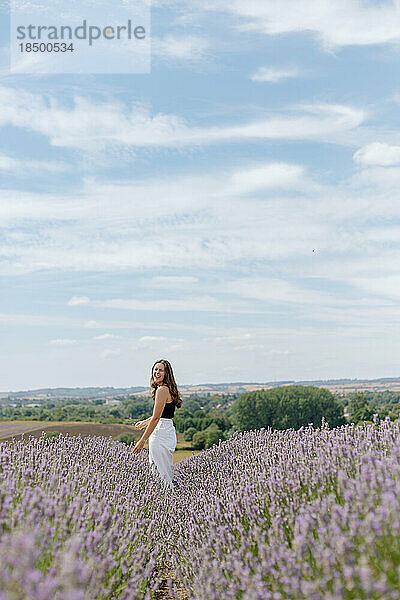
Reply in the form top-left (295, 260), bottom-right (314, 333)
top-left (134, 416), bottom-right (151, 429)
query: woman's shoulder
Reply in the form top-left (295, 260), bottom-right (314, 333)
top-left (156, 384), bottom-right (170, 395)
top-left (157, 385), bottom-right (173, 402)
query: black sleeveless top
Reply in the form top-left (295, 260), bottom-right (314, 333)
top-left (161, 400), bottom-right (176, 419)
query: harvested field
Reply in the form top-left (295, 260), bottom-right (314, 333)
top-left (0, 420), bottom-right (141, 443)
top-left (173, 449), bottom-right (200, 463)
top-left (0, 421), bottom-right (200, 463)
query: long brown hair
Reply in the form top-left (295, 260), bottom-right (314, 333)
top-left (150, 359), bottom-right (182, 408)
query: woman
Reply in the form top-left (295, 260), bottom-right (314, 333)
top-left (132, 359), bottom-right (182, 486)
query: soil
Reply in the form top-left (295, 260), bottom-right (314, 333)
top-left (0, 421), bottom-right (141, 443)
top-left (153, 561), bottom-right (189, 600)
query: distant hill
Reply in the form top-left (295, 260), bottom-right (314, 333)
top-left (0, 386), bottom-right (147, 401)
top-left (2, 376), bottom-right (400, 402)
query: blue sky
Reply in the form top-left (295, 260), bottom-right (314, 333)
top-left (1, 1), bottom-right (400, 391)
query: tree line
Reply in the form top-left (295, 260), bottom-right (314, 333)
top-left (1, 386), bottom-right (396, 450)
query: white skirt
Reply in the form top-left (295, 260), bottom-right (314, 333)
top-left (148, 418), bottom-right (177, 486)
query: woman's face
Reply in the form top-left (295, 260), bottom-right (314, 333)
top-left (153, 362), bottom-right (165, 385)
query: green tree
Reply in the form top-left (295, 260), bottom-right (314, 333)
top-left (232, 385), bottom-right (346, 431)
top-left (173, 407), bottom-right (192, 433)
top-left (205, 424), bottom-right (224, 449)
top-left (192, 431), bottom-right (207, 450)
top-left (108, 408), bottom-right (122, 419)
top-left (44, 431), bottom-right (60, 439)
top-left (183, 418), bottom-right (195, 431)
top-left (347, 392), bottom-right (376, 423)
top-left (116, 432), bottom-right (136, 445)
top-left (184, 427), bottom-right (197, 442)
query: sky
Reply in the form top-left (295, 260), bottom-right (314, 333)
top-left (2, 1), bottom-right (400, 391)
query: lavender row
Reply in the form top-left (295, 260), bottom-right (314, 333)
top-left (170, 416), bottom-right (400, 600)
top-left (2, 418), bottom-right (400, 599)
top-left (0, 433), bottom-right (173, 600)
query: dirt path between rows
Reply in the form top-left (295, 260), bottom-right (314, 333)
top-left (153, 560), bottom-right (189, 600)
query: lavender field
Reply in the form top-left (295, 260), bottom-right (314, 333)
top-left (1, 417), bottom-right (400, 599)
top-left (0, 434), bottom-right (171, 600)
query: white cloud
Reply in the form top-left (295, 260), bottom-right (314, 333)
top-left (0, 313), bottom-right (65, 326)
top-left (68, 296), bottom-right (91, 306)
top-left (0, 154), bottom-right (391, 284)
top-left (133, 335), bottom-right (186, 352)
top-left (350, 165), bottom-right (400, 189)
top-left (152, 34), bottom-right (210, 61)
top-left (83, 320), bottom-right (101, 328)
top-left (0, 148), bottom-right (356, 281)
top-left (353, 142), bottom-right (400, 167)
top-left (193, 0), bottom-right (400, 49)
top-left (0, 159), bottom-right (318, 228)
top-left (166, 342), bottom-right (185, 352)
top-left (96, 296), bottom-right (263, 313)
top-left (93, 333), bottom-right (121, 340)
top-left (150, 275), bottom-right (199, 286)
top-left (0, 86), bottom-right (366, 150)
top-left (101, 348), bottom-right (121, 359)
top-left (3, 138), bottom-right (400, 334)
top-left (350, 275), bottom-right (400, 301)
top-left (229, 162), bottom-right (315, 194)
top-left (5, 49), bottom-right (43, 75)
top-left (214, 332), bottom-right (253, 343)
top-left (250, 66), bottom-right (302, 83)
top-left (293, 249), bottom-right (400, 283)
top-left (231, 343), bottom-right (265, 351)
top-left (49, 338), bottom-right (77, 345)
top-left (0, 153), bottom-right (68, 174)
top-left (137, 336), bottom-right (168, 344)
top-left (224, 276), bottom-right (338, 306)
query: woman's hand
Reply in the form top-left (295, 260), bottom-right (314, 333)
top-left (132, 439), bottom-right (145, 455)
top-left (134, 420), bottom-right (146, 429)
